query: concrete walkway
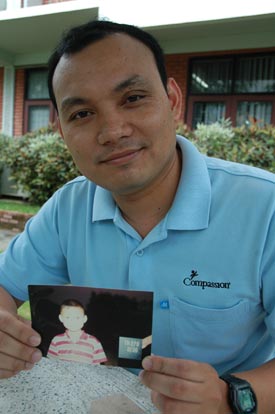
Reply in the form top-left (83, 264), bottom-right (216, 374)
top-left (0, 228), bottom-right (19, 251)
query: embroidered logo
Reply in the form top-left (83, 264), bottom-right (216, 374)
top-left (160, 300), bottom-right (169, 309)
top-left (183, 270), bottom-right (231, 290)
top-left (190, 270), bottom-right (198, 280)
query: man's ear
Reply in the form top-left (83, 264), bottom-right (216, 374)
top-left (58, 314), bottom-right (63, 323)
top-left (167, 77), bottom-right (183, 125)
top-left (57, 117), bottom-right (64, 140)
top-left (83, 315), bottom-right (88, 324)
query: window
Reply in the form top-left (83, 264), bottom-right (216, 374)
top-left (191, 58), bottom-right (232, 94)
top-left (24, 68), bottom-right (56, 133)
top-left (187, 53), bottom-right (275, 128)
top-left (192, 102), bottom-right (226, 129)
top-left (236, 101), bottom-right (272, 127)
top-left (234, 55), bottom-right (275, 93)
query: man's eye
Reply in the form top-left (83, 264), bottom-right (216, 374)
top-left (73, 110), bottom-right (92, 120)
top-left (126, 95), bottom-right (144, 103)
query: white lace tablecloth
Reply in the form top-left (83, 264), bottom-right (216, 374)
top-left (0, 358), bottom-right (157, 413)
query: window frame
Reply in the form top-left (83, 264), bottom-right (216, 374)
top-left (24, 100), bottom-right (56, 133)
top-left (186, 52), bottom-right (275, 127)
top-left (187, 95), bottom-right (275, 127)
top-left (23, 68), bottom-right (56, 134)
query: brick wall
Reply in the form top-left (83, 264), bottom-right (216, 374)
top-left (0, 210), bottom-right (33, 232)
top-left (13, 69), bottom-right (25, 136)
top-left (165, 54), bottom-right (188, 120)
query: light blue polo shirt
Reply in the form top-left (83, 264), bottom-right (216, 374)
top-left (1, 135), bottom-right (275, 375)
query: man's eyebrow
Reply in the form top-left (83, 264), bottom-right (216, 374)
top-left (60, 75), bottom-right (147, 112)
top-left (60, 97), bottom-right (90, 114)
top-left (114, 75), bottom-right (148, 93)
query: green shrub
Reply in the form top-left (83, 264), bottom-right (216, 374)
top-left (177, 121), bottom-right (275, 173)
top-left (229, 125), bottom-right (275, 172)
top-left (2, 122), bottom-right (275, 206)
top-left (0, 133), bottom-right (10, 175)
top-left (192, 118), bottom-right (235, 159)
top-left (0, 131), bottom-right (79, 205)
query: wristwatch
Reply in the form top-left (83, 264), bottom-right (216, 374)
top-left (220, 373), bottom-right (257, 414)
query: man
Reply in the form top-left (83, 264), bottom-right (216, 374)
top-left (0, 20), bottom-right (275, 414)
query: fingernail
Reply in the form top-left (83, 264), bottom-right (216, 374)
top-left (29, 335), bottom-right (41, 346)
top-left (31, 350), bottom-right (42, 363)
top-left (138, 370), bottom-right (144, 380)
top-left (142, 356), bottom-right (153, 370)
top-left (25, 362), bottom-right (34, 370)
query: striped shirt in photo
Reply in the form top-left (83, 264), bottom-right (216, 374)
top-left (47, 330), bottom-right (107, 364)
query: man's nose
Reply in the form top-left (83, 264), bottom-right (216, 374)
top-left (97, 111), bottom-right (132, 145)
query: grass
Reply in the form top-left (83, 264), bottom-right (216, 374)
top-left (0, 199), bottom-right (34, 321)
top-left (0, 199), bottom-right (40, 214)
top-left (0, 199), bottom-right (36, 320)
top-left (18, 301), bottom-right (31, 320)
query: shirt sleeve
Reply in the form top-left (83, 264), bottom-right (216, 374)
top-left (0, 189), bottom-right (69, 301)
top-left (261, 209), bottom-right (275, 340)
top-left (92, 339), bottom-right (108, 364)
top-left (47, 337), bottom-right (59, 359)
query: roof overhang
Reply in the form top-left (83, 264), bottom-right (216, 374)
top-left (148, 13), bottom-right (275, 54)
top-left (0, 2), bottom-right (274, 67)
top-left (0, 1), bottom-right (99, 66)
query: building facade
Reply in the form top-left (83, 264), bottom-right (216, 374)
top-left (0, 0), bottom-right (274, 194)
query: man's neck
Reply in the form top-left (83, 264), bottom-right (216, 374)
top-left (113, 148), bottom-right (182, 238)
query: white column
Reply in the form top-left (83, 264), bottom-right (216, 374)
top-left (0, 65), bottom-right (22, 195)
top-left (2, 65), bottom-right (15, 136)
top-left (6, 0), bottom-right (21, 10)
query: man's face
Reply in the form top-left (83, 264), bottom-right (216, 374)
top-left (59, 306), bottom-right (87, 331)
top-left (53, 33), bottom-right (182, 197)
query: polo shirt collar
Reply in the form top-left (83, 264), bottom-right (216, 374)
top-left (93, 135), bottom-right (211, 230)
top-left (93, 185), bottom-right (116, 221)
top-left (167, 135), bottom-right (211, 230)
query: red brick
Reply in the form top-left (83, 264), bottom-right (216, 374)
top-left (13, 69), bottom-right (25, 136)
top-left (0, 210), bottom-right (33, 231)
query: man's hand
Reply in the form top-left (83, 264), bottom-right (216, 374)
top-left (0, 309), bottom-right (42, 379)
top-left (139, 355), bottom-right (230, 414)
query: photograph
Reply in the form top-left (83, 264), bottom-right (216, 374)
top-left (28, 285), bottom-right (153, 368)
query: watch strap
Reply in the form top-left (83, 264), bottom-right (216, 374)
top-left (220, 373), bottom-right (250, 386)
top-left (220, 373), bottom-right (257, 414)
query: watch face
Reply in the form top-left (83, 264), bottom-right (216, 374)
top-left (238, 387), bottom-right (256, 412)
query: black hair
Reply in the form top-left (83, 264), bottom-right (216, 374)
top-left (60, 299), bottom-right (85, 311)
top-left (47, 19), bottom-right (167, 109)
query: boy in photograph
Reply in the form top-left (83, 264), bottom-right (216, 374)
top-left (47, 299), bottom-right (107, 365)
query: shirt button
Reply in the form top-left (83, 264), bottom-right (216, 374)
top-left (136, 250), bottom-right (144, 256)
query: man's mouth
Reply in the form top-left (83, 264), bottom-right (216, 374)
top-left (101, 148), bottom-right (142, 165)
